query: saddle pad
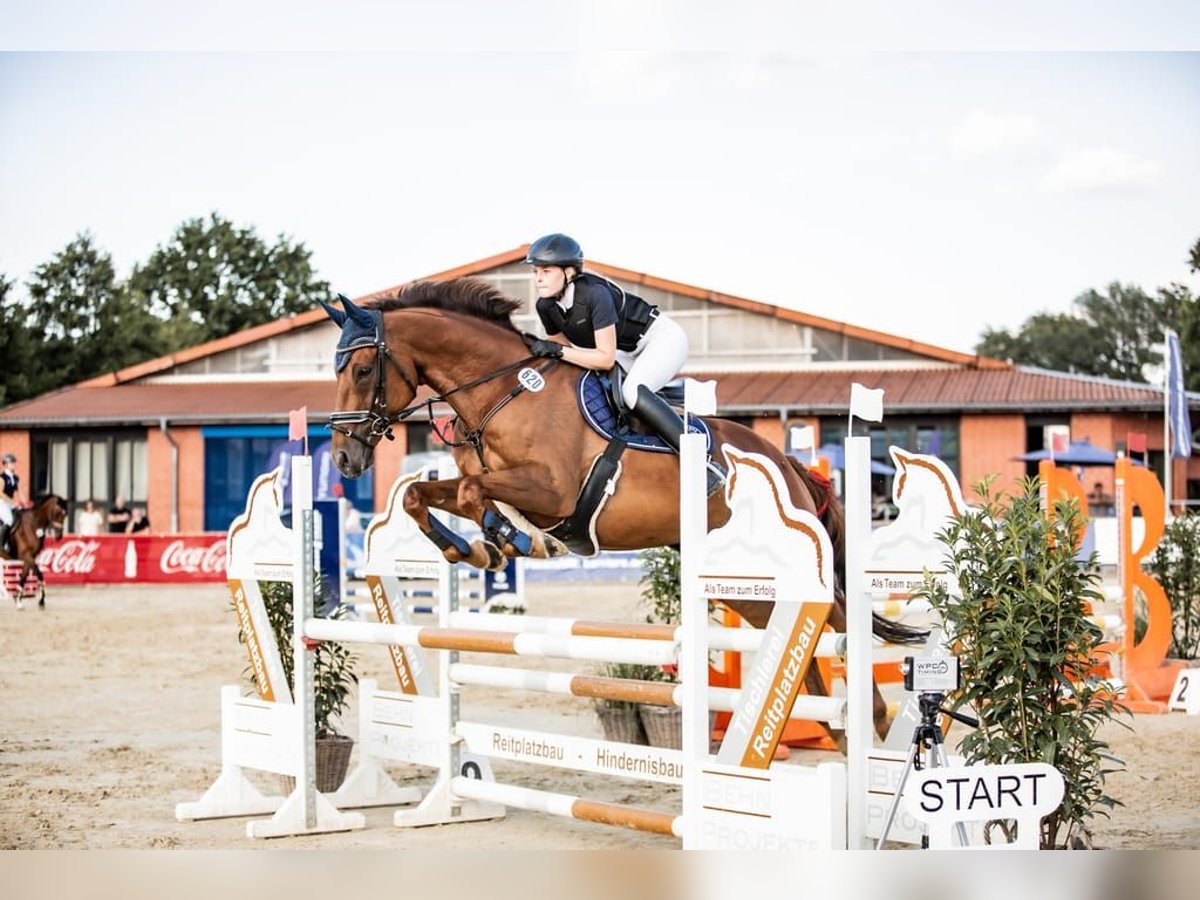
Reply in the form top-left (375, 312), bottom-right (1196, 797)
top-left (575, 371), bottom-right (713, 453)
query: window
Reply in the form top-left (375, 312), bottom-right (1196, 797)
top-left (821, 418), bottom-right (961, 497)
top-left (34, 431), bottom-right (147, 531)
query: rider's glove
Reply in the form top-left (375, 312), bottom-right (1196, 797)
top-left (530, 340), bottom-right (564, 359)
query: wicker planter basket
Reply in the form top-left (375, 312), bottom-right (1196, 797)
top-left (638, 704), bottom-right (683, 749)
top-left (595, 703), bottom-right (649, 745)
top-left (638, 706), bottom-right (722, 750)
top-left (279, 734), bottom-right (355, 795)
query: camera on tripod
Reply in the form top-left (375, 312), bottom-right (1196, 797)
top-left (902, 655), bottom-right (960, 693)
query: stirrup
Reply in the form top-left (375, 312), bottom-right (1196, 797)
top-left (705, 461), bottom-right (727, 497)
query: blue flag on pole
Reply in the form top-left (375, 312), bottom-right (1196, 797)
top-left (1167, 331), bottom-right (1192, 458)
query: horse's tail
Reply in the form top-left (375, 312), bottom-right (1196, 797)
top-left (786, 457), bottom-right (928, 647)
top-left (786, 457), bottom-right (845, 591)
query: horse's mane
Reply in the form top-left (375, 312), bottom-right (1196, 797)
top-left (373, 279), bottom-right (523, 334)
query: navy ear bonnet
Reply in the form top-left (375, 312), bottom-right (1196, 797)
top-left (321, 294), bottom-right (384, 373)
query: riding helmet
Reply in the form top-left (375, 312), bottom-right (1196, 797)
top-left (1, 453), bottom-right (14, 463)
top-left (524, 233), bottom-right (584, 269)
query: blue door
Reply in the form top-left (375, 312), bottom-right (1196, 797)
top-left (203, 426), bottom-right (374, 531)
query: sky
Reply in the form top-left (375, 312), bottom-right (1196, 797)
top-left (2, 4), bottom-right (1199, 355)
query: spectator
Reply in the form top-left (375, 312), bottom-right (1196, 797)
top-left (126, 507), bottom-right (151, 534)
top-left (77, 500), bottom-right (104, 536)
top-left (107, 495), bottom-right (131, 533)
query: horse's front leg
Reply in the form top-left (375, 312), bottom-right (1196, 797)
top-left (33, 560), bottom-right (46, 609)
top-left (15, 560), bottom-right (32, 611)
top-left (455, 465), bottom-right (573, 563)
top-left (402, 477), bottom-right (507, 571)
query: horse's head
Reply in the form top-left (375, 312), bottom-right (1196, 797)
top-left (36, 494), bottom-right (68, 540)
top-left (322, 294), bottom-right (420, 478)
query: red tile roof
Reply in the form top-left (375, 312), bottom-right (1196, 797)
top-left (699, 367), bottom-right (1170, 414)
top-left (0, 366), bottom-right (1172, 427)
top-left (74, 246), bottom-right (1001, 390)
top-left (4, 246), bottom-right (1188, 427)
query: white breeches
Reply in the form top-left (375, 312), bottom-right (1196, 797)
top-left (616, 313), bottom-right (689, 408)
top-left (0, 498), bottom-right (13, 527)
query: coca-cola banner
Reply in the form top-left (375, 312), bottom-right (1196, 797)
top-left (27, 534), bottom-right (228, 584)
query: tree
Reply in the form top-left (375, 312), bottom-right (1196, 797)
top-left (0, 274), bottom-right (43, 406)
top-left (24, 233), bottom-right (163, 389)
top-left (976, 282), bottom-right (1164, 382)
top-left (976, 312), bottom-right (1110, 374)
top-left (128, 213), bottom-right (332, 352)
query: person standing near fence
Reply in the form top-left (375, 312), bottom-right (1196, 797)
top-left (107, 495), bottom-right (131, 533)
top-left (0, 453), bottom-right (26, 550)
top-left (76, 500), bottom-right (105, 536)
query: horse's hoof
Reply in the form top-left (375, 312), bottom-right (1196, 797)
top-left (542, 535), bottom-right (570, 558)
top-left (15, 599), bottom-right (24, 611)
top-left (481, 541), bottom-right (507, 572)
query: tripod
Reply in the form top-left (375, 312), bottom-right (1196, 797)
top-left (875, 691), bottom-right (979, 849)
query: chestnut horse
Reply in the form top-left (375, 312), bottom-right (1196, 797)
top-left (1, 494), bottom-right (68, 609)
top-left (322, 281), bottom-right (923, 736)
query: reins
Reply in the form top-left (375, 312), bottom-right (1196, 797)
top-left (327, 323), bottom-right (557, 473)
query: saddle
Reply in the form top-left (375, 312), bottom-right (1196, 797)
top-left (549, 371), bottom-right (716, 557)
top-left (575, 369), bottom-right (712, 452)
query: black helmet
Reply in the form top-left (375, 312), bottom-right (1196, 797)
top-left (524, 233), bottom-right (583, 269)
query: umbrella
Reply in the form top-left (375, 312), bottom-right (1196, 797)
top-left (1013, 438), bottom-right (1125, 467)
top-left (793, 443), bottom-right (896, 476)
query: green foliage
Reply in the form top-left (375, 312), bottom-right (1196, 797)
top-left (1147, 513), bottom-right (1200, 659)
top-left (128, 213), bottom-right (332, 352)
top-left (596, 660), bottom-right (668, 710)
top-left (1, 215), bottom-right (332, 406)
top-left (592, 547), bottom-right (686, 701)
top-left (974, 234), bottom-right (1200, 398)
top-left (976, 282), bottom-right (1166, 382)
top-left (251, 579), bottom-right (358, 738)
top-left (917, 477), bottom-right (1126, 848)
top-left (24, 233), bottom-right (164, 387)
top-left (639, 545), bottom-right (681, 627)
top-left (0, 274), bottom-right (41, 406)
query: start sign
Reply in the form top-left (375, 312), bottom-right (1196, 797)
top-left (902, 762), bottom-right (1064, 849)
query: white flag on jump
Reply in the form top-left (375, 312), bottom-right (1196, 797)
top-left (790, 425), bottom-right (815, 451)
top-left (850, 383), bottom-right (884, 423)
top-left (684, 378), bottom-right (717, 417)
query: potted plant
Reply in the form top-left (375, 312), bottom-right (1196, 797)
top-left (916, 476), bottom-right (1127, 848)
top-left (242, 578), bottom-right (360, 793)
top-left (1148, 512), bottom-right (1200, 660)
top-left (592, 660), bottom-right (656, 745)
top-left (635, 546), bottom-right (685, 747)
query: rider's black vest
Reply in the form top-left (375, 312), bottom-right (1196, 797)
top-left (1, 471), bottom-right (17, 499)
top-left (537, 273), bottom-right (658, 352)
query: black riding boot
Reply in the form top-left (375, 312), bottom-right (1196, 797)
top-left (632, 385), bottom-right (725, 496)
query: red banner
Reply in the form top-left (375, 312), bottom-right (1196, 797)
top-left (5, 534), bottom-right (229, 585)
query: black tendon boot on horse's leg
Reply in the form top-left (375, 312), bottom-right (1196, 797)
top-left (632, 385), bottom-right (725, 496)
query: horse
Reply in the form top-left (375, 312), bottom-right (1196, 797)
top-left (1, 494), bottom-right (68, 609)
top-left (321, 280), bottom-right (924, 737)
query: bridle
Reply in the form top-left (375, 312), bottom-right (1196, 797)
top-left (27, 495), bottom-right (66, 541)
top-left (326, 318), bottom-right (420, 448)
top-left (326, 311), bottom-right (555, 472)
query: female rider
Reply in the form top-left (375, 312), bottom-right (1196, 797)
top-left (524, 233), bottom-right (721, 492)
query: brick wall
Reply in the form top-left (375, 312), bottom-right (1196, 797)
top-left (147, 425), bottom-right (206, 532)
top-left (960, 414), bottom-right (1025, 500)
top-left (750, 415), bottom-right (785, 449)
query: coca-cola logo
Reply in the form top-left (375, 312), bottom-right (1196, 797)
top-left (159, 539), bottom-right (226, 575)
top-left (37, 539), bottom-right (100, 574)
